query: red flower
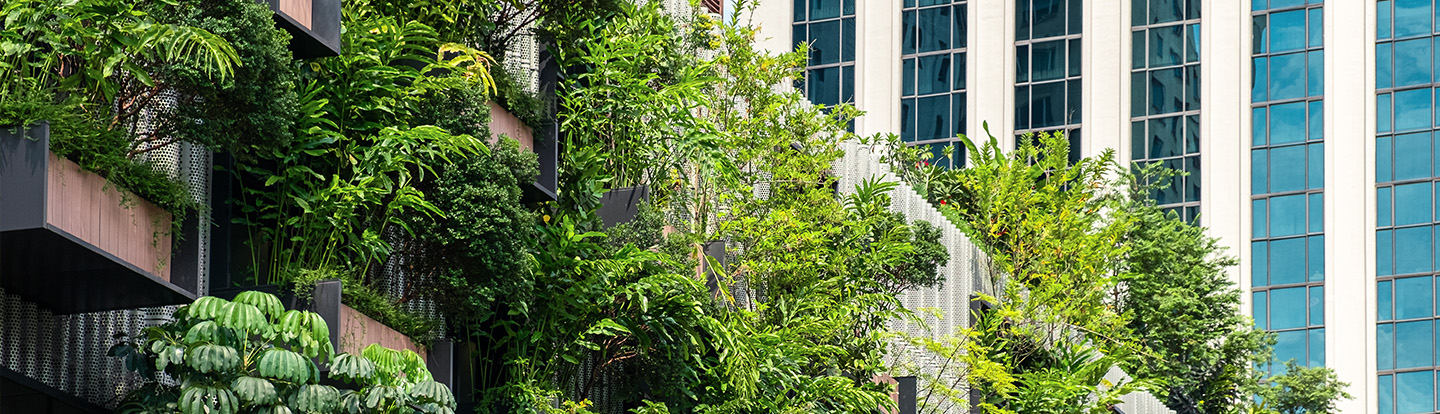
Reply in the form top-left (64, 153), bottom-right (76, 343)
top-left (940, 200), bottom-right (947, 205)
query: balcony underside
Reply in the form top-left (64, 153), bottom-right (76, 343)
top-left (0, 227), bottom-right (195, 314)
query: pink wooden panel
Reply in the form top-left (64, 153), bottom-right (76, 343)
top-left (339, 304), bottom-right (427, 361)
top-left (489, 102), bottom-right (534, 151)
top-left (46, 155), bottom-right (172, 281)
top-left (280, 0), bottom-right (312, 30)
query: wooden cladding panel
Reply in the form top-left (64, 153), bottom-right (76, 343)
top-left (45, 154), bottom-right (172, 281)
top-left (280, 0), bottom-right (313, 30)
top-left (339, 304), bottom-right (427, 360)
top-left (489, 101), bottom-right (535, 151)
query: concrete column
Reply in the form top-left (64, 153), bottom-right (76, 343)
top-left (971, 0), bottom-right (1014, 145)
top-left (855, 0), bottom-right (901, 137)
top-left (1084, 0), bottom-right (1125, 159)
top-left (1327, 0), bottom-right (1375, 412)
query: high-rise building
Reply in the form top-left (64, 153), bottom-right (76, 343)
top-left (754, 0), bottom-right (1385, 412)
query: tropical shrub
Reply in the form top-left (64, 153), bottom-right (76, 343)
top-left (109, 291), bottom-right (456, 414)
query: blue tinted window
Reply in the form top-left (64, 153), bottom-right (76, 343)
top-left (1397, 321), bottom-right (1434, 369)
top-left (809, 20), bottom-right (840, 65)
top-left (1031, 81), bottom-right (1067, 128)
top-left (809, 67), bottom-right (840, 105)
top-left (1398, 277), bottom-right (1435, 320)
top-left (1254, 199), bottom-right (1269, 238)
top-left (1307, 143), bottom-right (1324, 189)
top-left (1382, 280), bottom-right (1395, 321)
top-left (1150, 68), bottom-right (1183, 115)
top-left (1397, 226), bottom-right (1433, 275)
top-left (1252, 150), bottom-right (1268, 195)
top-left (1254, 291), bottom-right (1269, 329)
top-left (1396, 132), bottom-right (1432, 180)
top-left (1381, 93), bottom-right (1394, 133)
top-left (903, 11), bottom-right (916, 54)
top-left (1032, 40), bottom-right (1066, 81)
top-left (1254, 241), bottom-right (1270, 286)
top-left (1269, 102), bottom-right (1306, 145)
top-left (1309, 286), bottom-right (1324, 325)
top-left (1307, 50), bottom-right (1324, 97)
top-left (1380, 136), bottom-right (1394, 181)
top-left (1308, 328), bottom-right (1325, 366)
top-left (1253, 57), bottom-right (1269, 102)
top-left (1396, 370), bottom-right (1435, 414)
top-left (1270, 146), bottom-right (1306, 193)
top-left (1149, 116), bottom-right (1181, 158)
top-left (1380, 42), bottom-right (1395, 89)
top-left (1397, 183), bottom-right (1433, 225)
top-left (1395, 88), bottom-right (1432, 132)
top-left (1308, 235), bottom-right (1325, 282)
top-left (918, 7), bottom-right (951, 53)
top-left (903, 59), bottom-right (916, 96)
top-left (1269, 53), bottom-right (1305, 100)
top-left (1309, 193), bottom-right (1324, 233)
top-left (1270, 194), bottom-right (1307, 236)
top-left (1381, 374), bottom-right (1395, 414)
top-left (1273, 330), bottom-right (1306, 366)
top-left (1269, 10), bottom-right (1306, 53)
top-left (1031, 0), bottom-right (1066, 39)
top-left (918, 54), bottom-right (951, 95)
top-left (1270, 287), bottom-right (1307, 329)
top-left (1149, 25), bottom-right (1183, 67)
top-left (1380, 323), bottom-right (1395, 370)
top-left (1270, 237), bottom-right (1306, 285)
top-left (1381, 229), bottom-right (1396, 276)
top-left (1308, 8), bottom-right (1323, 48)
top-left (1394, 0), bottom-right (1433, 39)
top-left (1254, 107), bottom-right (1268, 145)
top-left (1395, 38), bottom-right (1432, 88)
top-left (811, 0), bottom-right (840, 20)
top-left (1309, 101), bottom-right (1324, 139)
top-left (917, 95), bottom-right (950, 141)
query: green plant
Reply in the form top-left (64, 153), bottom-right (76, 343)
top-left (109, 291), bottom-right (456, 414)
top-left (1253, 362), bottom-right (1352, 414)
top-left (492, 66), bottom-right (549, 130)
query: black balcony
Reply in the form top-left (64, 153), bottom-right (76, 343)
top-left (259, 0), bottom-right (342, 58)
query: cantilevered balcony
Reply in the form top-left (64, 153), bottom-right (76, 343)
top-left (259, 0), bottom-right (342, 58)
top-left (0, 123), bottom-right (197, 313)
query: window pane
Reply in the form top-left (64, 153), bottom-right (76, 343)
top-left (811, 0), bottom-right (840, 20)
top-left (1397, 276), bottom-right (1435, 320)
top-left (954, 53), bottom-right (967, 90)
top-left (1132, 72), bottom-right (1147, 117)
top-left (1397, 183), bottom-right (1433, 226)
top-left (1309, 193), bottom-right (1324, 233)
top-left (1149, 116), bottom-right (1181, 158)
top-left (794, 0), bottom-right (806, 21)
top-left (1032, 81), bottom-right (1066, 128)
top-left (1269, 10), bottom-right (1306, 53)
top-left (1149, 25), bottom-right (1183, 67)
top-left (955, 4), bottom-right (968, 48)
top-left (1379, 0), bottom-right (1392, 39)
top-left (1253, 57), bottom-right (1269, 102)
top-left (1270, 237), bottom-right (1305, 285)
top-left (842, 18), bottom-right (855, 62)
top-left (1379, 42), bottom-right (1394, 89)
top-left (1032, 0), bottom-right (1065, 38)
top-left (1032, 40), bottom-right (1066, 81)
top-left (1149, 0), bottom-right (1181, 24)
top-left (1395, 87), bottom-right (1434, 133)
top-left (1380, 135), bottom-right (1394, 182)
top-left (1380, 93), bottom-right (1393, 134)
top-left (1270, 146), bottom-right (1306, 193)
top-left (1017, 0), bottom-right (1031, 40)
top-left (809, 20), bottom-right (840, 65)
top-left (1132, 121), bottom-right (1146, 160)
top-left (953, 93), bottom-right (967, 137)
top-left (918, 7), bottom-right (951, 53)
top-left (1381, 186), bottom-right (1393, 229)
top-left (918, 54), bottom-right (951, 95)
top-left (1396, 370), bottom-right (1435, 414)
top-left (1068, 38), bottom-right (1082, 77)
top-left (903, 58), bottom-right (916, 96)
top-left (1397, 320), bottom-right (1434, 369)
top-left (1396, 226), bottom-right (1433, 275)
top-left (1017, 45), bottom-right (1030, 82)
top-left (1309, 286), bottom-right (1324, 325)
top-left (1270, 195), bottom-right (1307, 236)
top-left (1184, 155), bottom-right (1200, 202)
top-left (1068, 0), bottom-right (1082, 34)
top-left (1254, 15), bottom-right (1268, 54)
top-left (1396, 132), bottom-right (1431, 181)
top-left (1016, 85), bottom-right (1030, 129)
top-left (1379, 323), bottom-right (1395, 370)
top-left (1269, 53), bottom-right (1305, 101)
top-left (1308, 235), bottom-right (1325, 281)
top-left (809, 67), bottom-right (840, 105)
top-left (1067, 80), bottom-right (1082, 125)
top-left (1307, 50), bottom-right (1323, 97)
top-left (1270, 287), bottom-right (1307, 329)
top-left (1395, 38), bottom-right (1432, 88)
top-left (1381, 229), bottom-right (1396, 276)
top-left (1254, 291), bottom-right (1268, 329)
top-left (1269, 101), bottom-right (1306, 145)
top-left (794, 24), bottom-right (807, 52)
top-left (1253, 241), bottom-right (1270, 287)
top-left (917, 95), bottom-right (950, 141)
top-left (1252, 149), bottom-right (1268, 194)
top-left (1307, 143), bottom-right (1323, 189)
top-left (903, 11), bottom-right (916, 55)
top-left (1382, 280), bottom-right (1395, 321)
top-left (1394, 0), bottom-right (1433, 38)
top-left (1132, 31), bottom-right (1146, 69)
top-left (1254, 107), bottom-right (1268, 145)
top-left (1254, 199), bottom-right (1269, 238)
top-left (1186, 24), bottom-right (1200, 63)
top-left (1186, 115), bottom-right (1200, 153)
top-left (902, 98), bottom-right (916, 141)
top-left (1308, 8), bottom-right (1322, 48)
top-left (1309, 101), bottom-right (1324, 140)
top-left (842, 66), bottom-right (854, 102)
top-left (1273, 330), bottom-right (1306, 366)
top-left (1308, 328), bottom-right (1324, 366)
top-left (1185, 65), bottom-right (1201, 110)
top-left (1150, 68), bottom-right (1184, 115)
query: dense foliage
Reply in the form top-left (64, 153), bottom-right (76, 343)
top-left (110, 291), bottom-right (456, 414)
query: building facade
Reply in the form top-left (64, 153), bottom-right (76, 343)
top-left (751, 0), bottom-right (1382, 412)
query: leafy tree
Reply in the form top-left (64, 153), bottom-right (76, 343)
top-left (1253, 362), bottom-right (1352, 414)
top-left (1114, 179), bottom-right (1275, 414)
top-left (109, 291), bottom-right (456, 414)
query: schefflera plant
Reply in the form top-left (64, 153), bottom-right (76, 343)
top-left (110, 291), bottom-right (456, 414)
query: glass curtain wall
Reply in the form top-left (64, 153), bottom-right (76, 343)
top-left (1251, 0), bottom-right (1326, 384)
top-left (1376, 0), bottom-right (1440, 411)
top-left (1015, 0), bottom-right (1082, 163)
top-left (900, 0), bottom-right (968, 168)
top-left (793, 0), bottom-right (855, 108)
top-left (1131, 0), bottom-right (1201, 222)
